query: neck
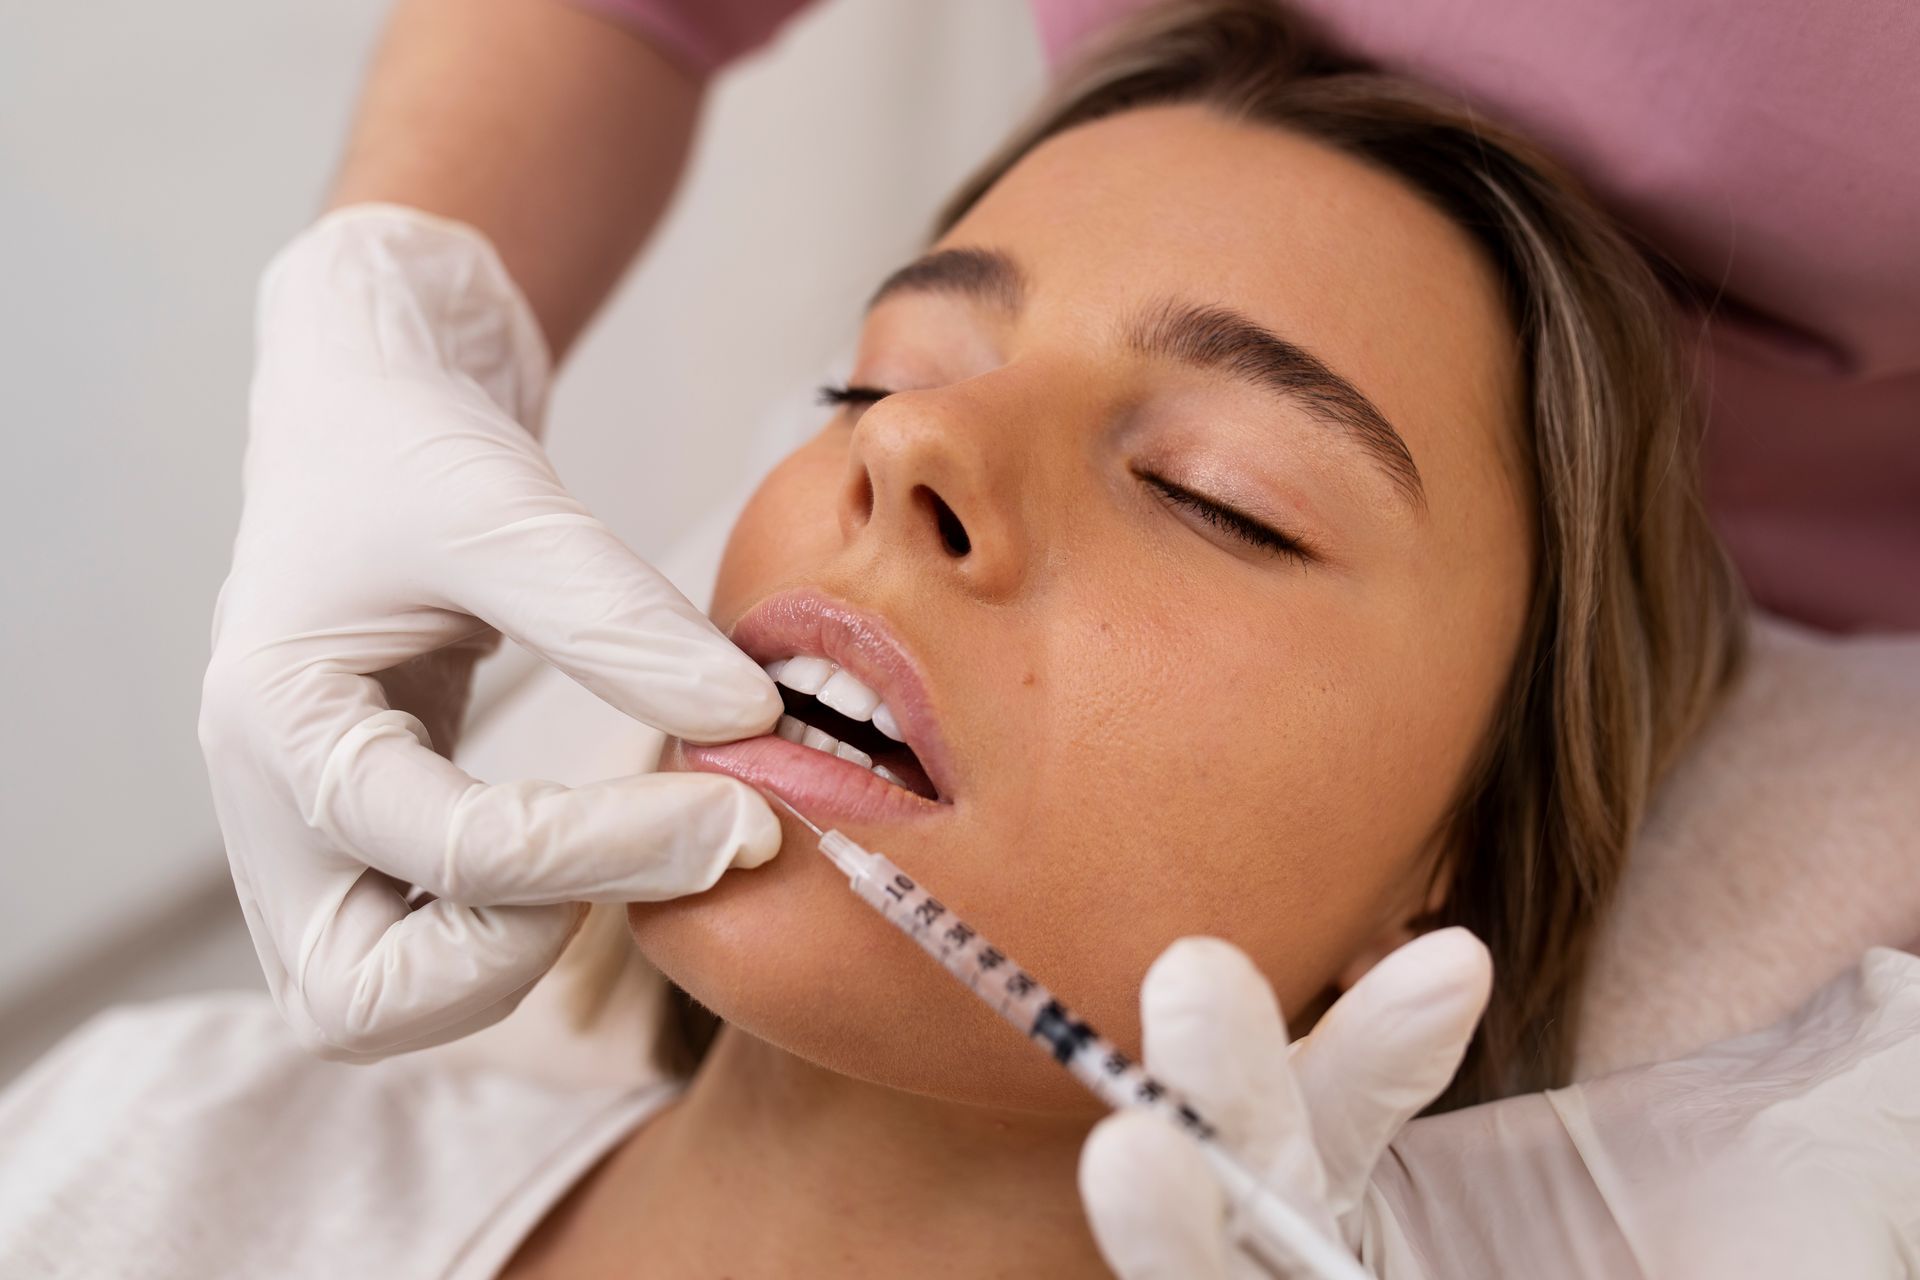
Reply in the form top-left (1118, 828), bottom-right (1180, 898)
top-left (589, 1025), bottom-right (1111, 1277)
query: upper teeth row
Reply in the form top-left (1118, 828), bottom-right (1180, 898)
top-left (763, 657), bottom-right (907, 743)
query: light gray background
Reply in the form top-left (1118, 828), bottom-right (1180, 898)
top-left (0, 0), bottom-right (1043, 1079)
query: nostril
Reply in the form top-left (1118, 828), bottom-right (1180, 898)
top-left (936, 503), bottom-right (971, 556)
top-left (915, 485), bottom-right (971, 557)
top-left (847, 468), bottom-right (876, 526)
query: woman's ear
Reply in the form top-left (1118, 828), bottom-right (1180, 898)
top-left (1334, 847), bottom-right (1453, 994)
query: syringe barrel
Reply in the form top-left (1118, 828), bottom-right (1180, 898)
top-left (821, 829), bottom-right (1371, 1280)
top-left (828, 837), bottom-right (1220, 1142)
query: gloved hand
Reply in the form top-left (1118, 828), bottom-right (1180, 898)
top-left (1082, 932), bottom-right (1920, 1279)
top-left (1078, 929), bottom-right (1493, 1279)
top-left (1370, 944), bottom-right (1920, 1280)
top-left (199, 204), bottom-right (784, 1061)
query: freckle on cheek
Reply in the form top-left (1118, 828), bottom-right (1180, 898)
top-left (1022, 671), bottom-right (1036, 686)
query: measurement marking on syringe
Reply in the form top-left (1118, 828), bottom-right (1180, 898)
top-left (767, 795), bottom-right (1368, 1279)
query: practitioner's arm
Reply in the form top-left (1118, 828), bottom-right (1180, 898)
top-left (330, 0), bottom-right (706, 357)
top-left (200, 0), bottom-right (788, 1061)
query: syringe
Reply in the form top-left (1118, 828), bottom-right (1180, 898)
top-left (767, 794), bottom-right (1370, 1280)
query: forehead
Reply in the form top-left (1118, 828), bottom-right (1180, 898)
top-left (941, 104), bottom-right (1525, 495)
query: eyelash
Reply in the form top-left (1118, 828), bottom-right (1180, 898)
top-left (818, 382), bottom-right (893, 408)
top-left (1143, 474), bottom-right (1311, 563)
top-left (817, 383), bottom-right (1311, 564)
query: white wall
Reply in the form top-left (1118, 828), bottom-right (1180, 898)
top-left (0, 0), bottom-right (1042, 1059)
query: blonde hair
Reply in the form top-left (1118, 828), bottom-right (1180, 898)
top-left (630, 0), bottom-right (1745, 1107)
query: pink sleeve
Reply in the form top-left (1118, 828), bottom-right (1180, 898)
top-left (1030, 0), bottom-right (1156, 65)
top-left (572, 0), bottom-right (818, 77)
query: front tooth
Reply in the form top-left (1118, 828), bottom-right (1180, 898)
top-left (775, 715), bottom-right (807, 742)
top-left (777, 656), bottom-right (835, 695)
top-left (835, 741), bottom-right (873, 768)
top-left (816, 669), bottom-right (881, 720)
top-left (871, 701), bottom-right (905, 742)
top-left (801, 726), bottom-right (840, 754)
top-left (762, 658), bottom-right (790, 681)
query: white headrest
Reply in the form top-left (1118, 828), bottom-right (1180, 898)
top-left (1577, 615), bottom-right (1920, 1077)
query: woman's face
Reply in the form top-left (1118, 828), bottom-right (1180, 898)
top-left (631, 104), bottom-right (1532, 1111)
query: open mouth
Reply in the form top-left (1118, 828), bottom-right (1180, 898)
top-left (687, 588), bottom-right (959, 823)
top-left (763, 656), bottom-right (941, 802)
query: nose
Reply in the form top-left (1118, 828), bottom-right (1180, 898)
top-left (837, 389), bottom-right (1028, 598)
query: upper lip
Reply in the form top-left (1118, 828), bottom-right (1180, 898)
top-left (726, 588), bottom-right (958, 802)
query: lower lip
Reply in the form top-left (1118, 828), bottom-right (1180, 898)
top-left (680, 736), bottom-right (952, 826)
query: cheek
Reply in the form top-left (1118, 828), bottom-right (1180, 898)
top-left (988, 586), bottom-right (1431, 1022)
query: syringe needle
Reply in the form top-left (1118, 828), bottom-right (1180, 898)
top-left (764, 790), bottom-right (824, 837)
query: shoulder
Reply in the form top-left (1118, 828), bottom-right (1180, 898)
top-left (0, 992), bottom-right (315, 1167)
top-left (0, 993), bottom-right (674, 1280)
top-left (0, 995), bottom-right (309, 1277)
top-left (6, 991), bottom-right (327, 1103)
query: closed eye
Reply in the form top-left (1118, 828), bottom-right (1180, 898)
top-left (820, 384), bottom-right (1311, 564)
top-left (1142, 473), bottom-right (1313, 564)
top-left (819, 382), bottom-right (894, 408)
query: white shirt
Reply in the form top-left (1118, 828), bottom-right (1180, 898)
top-left (0, 994), bottom-right (678, 1280)
top-left (7, 953), bottom-right (1919, 1280)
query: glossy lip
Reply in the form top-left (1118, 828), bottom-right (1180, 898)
top-left (679, 588), bottom-right (960, 826)
top-left (680, 735), bottom-right (949, 825)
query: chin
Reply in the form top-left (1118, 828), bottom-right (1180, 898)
top-left (627, 807), bottom-right (1110, 1115)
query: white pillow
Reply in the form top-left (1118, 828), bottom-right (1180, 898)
top-left (1576, 615), bottom-right (1920, 1077)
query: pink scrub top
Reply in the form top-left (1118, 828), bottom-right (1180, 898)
top-left (580, 0), bottom-right (1920, 633)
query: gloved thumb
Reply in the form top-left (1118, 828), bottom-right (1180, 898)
top-left (1136, 936), bottom-right (1336, 1237)
top-left (1289, 926), bottom-right (1492, 1220)
top-left (1080, 1107), bottom-right (1233, 1280)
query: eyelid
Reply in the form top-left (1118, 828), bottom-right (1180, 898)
top-left (1142, 472), bottom-right (1313, 563)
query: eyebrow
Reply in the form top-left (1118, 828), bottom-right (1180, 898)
top-left (867, 248), bottom-right (1422, 507)
top-left (1127, 299), bottom-right (1424, 507)
top-left (867, 247), bottom-right (1026, 313)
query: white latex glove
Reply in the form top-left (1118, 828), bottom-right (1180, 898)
top-left (1079, 929), bottom-right (1493, 1279)
top-left (200, 204), bottom-right (784, 1061)
top-left (1369, 944), bottom-right (1920, 1279)
top-left (1083, 933), bottom-right (1920, 1279)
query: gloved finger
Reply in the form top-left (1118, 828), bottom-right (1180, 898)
top-left (438, 500), bottom-right (781, 744)
top-left (1290, 926), bottom-right (1492, 1218)
top-left (294, 866), bottom-right (584, 1058)
top-left (372, 641), bottom-right (494, 759)
top-left (313, 707), bottom-right (781, 905)
top-left (1081, 1108), bottom-right (1232, 1280)
top-left (1140, 937), bottom-right (1336, 1236)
